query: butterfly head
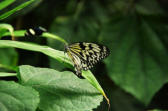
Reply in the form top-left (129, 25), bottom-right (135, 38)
top-left (64, 43), bottom-right (69, 52)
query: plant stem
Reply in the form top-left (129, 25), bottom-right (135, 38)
top-left (0, 72), bottom-right (17, 77)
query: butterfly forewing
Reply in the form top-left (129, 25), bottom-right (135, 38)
top-left (66, 42), bottom-right (110, 78)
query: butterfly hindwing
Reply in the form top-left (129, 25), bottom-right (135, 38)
top-left (66, 48), bottom-right (84, 79)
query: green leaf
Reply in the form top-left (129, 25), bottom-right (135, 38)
top-left (0, 40), bottom-right (71, 66)
top-left (0, 80), bottom-right (39, 111)
top-left (99, 15), bottom-right (168, 105)
top-left (19, 65), bottom-right (103, 111)
top-left (0, 0), bottom-right (34, 20)
top-left (1, 30), bottom-right (25, 38)
top-left (0, 48), bottom-right (18, 71)
top-left (0, 0), bottom-right (15, 10)
top-left (0, 24), bottom-right (14, 38)
top-left (0, 72), bottom-right (17, 77)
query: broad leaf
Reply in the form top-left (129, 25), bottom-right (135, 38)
top-left (19, 65), bottom-right (103, 111)
top-left (99, 15), bottom-right (168, 105)
top-left (0, 80), bottom-right (39, 111)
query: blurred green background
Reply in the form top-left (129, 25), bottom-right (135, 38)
top-left (1, 0), bottom-right (168, 111)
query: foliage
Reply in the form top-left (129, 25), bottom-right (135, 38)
top-left (0, 0), bottom-right (168, 111)
top-left (0, 80), bottom-right (39, 111)
top-left (19, 65), bottom-right (103, 111)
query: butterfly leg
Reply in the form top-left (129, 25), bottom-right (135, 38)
top-left (74, 65), bottom-right (84, 79)
top-left (76, 71), bottom-right (84, 79)
top-left (67, 51), bottom-right (85, 79)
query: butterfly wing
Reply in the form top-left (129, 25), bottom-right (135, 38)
top-left (69, 42), bottom-right (110, 70)
top-left (66, 47), bottom-right (84, 79)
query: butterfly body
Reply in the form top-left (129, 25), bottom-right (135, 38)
top-left (65, 42), bottom-right (110, 79)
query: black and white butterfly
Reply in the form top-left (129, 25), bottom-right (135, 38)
top-left (65, 42), bottom-right (110, 79)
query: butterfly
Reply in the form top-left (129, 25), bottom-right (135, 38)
top-left (65, 42), bottom-right (110, 79)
